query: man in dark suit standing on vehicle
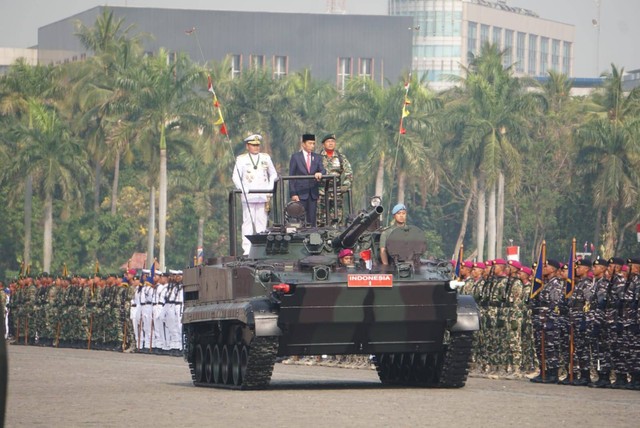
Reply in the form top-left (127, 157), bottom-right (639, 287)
top-left (289, 133), bottom-right (326, 227)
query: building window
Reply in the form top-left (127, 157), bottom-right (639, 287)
top-left (504, 30), bottom-right (514, 67)
top-left (467, 21), bottom-right (478, 56)
top-left (250, 55), bottom-right (265, 70)
top-left (540, 37), bottom-right (549, 75)
top-left (231, 54), bottom-right (242, 79)
top-left (562, 41), bottom-right (572, 75)
top-left (516, 32), bottom-right (525, 73)
top-left (492, 27), bottom-right (502, 49)
top-left (359, 58), bottom-right (373, 79)
top-left (338, 57), bottom-right (351, 91)
top-left (480, 24), bottom-right (490, 45)
top-left (273, 55), bottom-right (287, 79)
top-left (528, 34), bottom-right (538, 75)
top-left (551, 39), bottom-right (560, 72)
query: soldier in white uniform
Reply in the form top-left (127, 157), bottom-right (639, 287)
top-left (232, 133), bottom-right (277, 255)
top-left (153, 272), bottom-right (169, 350)
top-left (140, 271), bottom-right (154, 349)
top-left (130, 276), bottom-right (143, 350)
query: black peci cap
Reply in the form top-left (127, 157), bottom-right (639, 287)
top-left (302, 133), bottom-right (315, 142)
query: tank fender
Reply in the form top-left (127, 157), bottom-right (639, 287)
top-left (450, 294), bottom-right (480, 332)
top-left (249, 299), bottom-right (282, 337)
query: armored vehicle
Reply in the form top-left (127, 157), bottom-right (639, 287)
top-left (182, 176), bottom-right (479, 389)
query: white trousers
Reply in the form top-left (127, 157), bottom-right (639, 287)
top-left (241, 202), bottom-right (267, 255)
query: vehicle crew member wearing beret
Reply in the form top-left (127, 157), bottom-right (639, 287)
top-left (232, 134), bottom-right (278, 255)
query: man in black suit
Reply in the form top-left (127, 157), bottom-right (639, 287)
top-left (289, 133), bottom-right (326, 227)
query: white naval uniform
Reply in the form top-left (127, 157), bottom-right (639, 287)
top-left (130, 286), bottom-right (142, 349)
top-left (232, 152), bottom-right (277, 255)
top-left (141, 284), bottom-right (154, 349)
top-left (153, 282), bottom-right (168, 350)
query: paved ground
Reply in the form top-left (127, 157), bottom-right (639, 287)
top-left (4, 344), bottom-right (639, 427)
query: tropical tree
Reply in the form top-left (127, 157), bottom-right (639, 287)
top-left (0, 60), bottom-right (62, 270)
top-left (12, 101), bottom-right (89, 272)
top-left (72, 8), bottom-right (145, 214)
top-left (575, 65), bottom-right (640, 256)
top-left (444, 43), bottom-right (533, 260)
top-left (129, 49), bottom-right (205, 270)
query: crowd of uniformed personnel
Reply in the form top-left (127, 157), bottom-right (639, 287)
top-left (1, 269), bottom-right (184, 354)
top-left (459, 255), bottom-right (640, 390)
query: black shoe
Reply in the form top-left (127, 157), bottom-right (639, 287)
top-left (572, 370), bottom-right (591, 386)
top-left (541, 368), bottom-right (559, 384)
top-left (589, 372), bottom-right (611, 388)
top-left (611, 373), bottom-right (628, 389)
top-left (529, 368), bottom-right (545, 383)
top-left (626, 374), bottom-right (640, 390)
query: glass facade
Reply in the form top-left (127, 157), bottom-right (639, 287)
top-left (504, 30), bottom-right (514, 67)
top-left (516, 32), bottom-right (526, 73)
top-left (492, 27), bottom-right (502, 48)
top-left (540, 37), bottom-right (549, 75)
top-left (563, 41), bottom-right (572, 75)
top-left (552, 39), bottom-right (560, 72)
top-left (231, 54), bottom-right (242, 78)
top-left (338, 57), bottom-right (351, 90)
top-left (528, 34), bottom-right (538, 75)
top-left (389, 0), bottom-right (573, 87)
top-left (273, 55), bottom-right (287, 79)
top-left (359, 58), bottom-right (373, 79)
top-left (480, 24), bottom-right (490, 45)
top-left (468, 21), bottom-right (478, 56)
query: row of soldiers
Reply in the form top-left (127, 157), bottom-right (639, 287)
top-left (459, 256), bottom-right (640, 390)
top-left (2, 269), bottom-right (184, 354)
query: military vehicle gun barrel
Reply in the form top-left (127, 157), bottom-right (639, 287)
top-left (331, 205), bottom-right (383, 249)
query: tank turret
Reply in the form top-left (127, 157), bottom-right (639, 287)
top-left (181, 176), bottom-right (479, 389)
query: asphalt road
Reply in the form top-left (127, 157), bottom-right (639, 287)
top-left (4, 345), bottom-right (639, 427)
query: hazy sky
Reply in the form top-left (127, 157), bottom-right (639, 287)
top-left (1, 0), bottom-right (638, 77)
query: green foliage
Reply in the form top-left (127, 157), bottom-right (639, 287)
top-left (3, 14), bottom-right (640, 280)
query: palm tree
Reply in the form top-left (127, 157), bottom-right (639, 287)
top-left (72, 8), bottom-right (145, 214)
top-left (13, 101), bottom-right (89, 272)
top-left (444, 43), bottom-right (533, 260)
top-left (0, 60), bottom-right (62, 270)
top-left (575, 65), bottom-right (640, 256)
top-left (130, 49), bottom-right (205, 270)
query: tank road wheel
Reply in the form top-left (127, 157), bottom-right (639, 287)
top-left (221, 345), bottom-right (231, 385)
top-left (239, 345), bottom-right (249, 382)
top-left (194, 344), bottom-right (204, 383)
top-left (232, 344), bottom-right (243, 386)
top-left (401, 353), bottom-right (415, 382)
top-left (212, 344), bottom-right (222, 384)
top-left (204, 345), bottom-right (213, 383)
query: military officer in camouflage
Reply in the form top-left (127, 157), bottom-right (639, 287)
top-left (232, 133), bottom-right (278, 255)
top-left (317, 133), bottom-right (353, 226)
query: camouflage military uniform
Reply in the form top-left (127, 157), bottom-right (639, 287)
top-left (317, 147), bottom-right (352, 226)
top-left (607, 271), bottom-right (627, 387)
top-left (586, 275), bottom-right (611, 385)
top-left (567, 276), bottom-right (595, 383)
top-left (531, 274), bottom-right (564, 380)
top-left (520, 280), bottom-right (537, 372)
top-left (621, 270), bottom-right (639, 388)
top-left (505, 276), bottom-right (524, 374)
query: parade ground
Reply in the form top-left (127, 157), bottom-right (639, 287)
top-left (4, 345), bottom-right (639, 427)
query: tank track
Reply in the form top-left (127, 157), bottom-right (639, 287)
top-left (437, 331), bottom-right (474, 388)
top-left (373, 331), bottom-right (473, 388)
top-left (189, 336), bottom-right (279, 390)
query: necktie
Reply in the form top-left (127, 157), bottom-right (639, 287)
top-left (306, 152), bottom-right (311, 173)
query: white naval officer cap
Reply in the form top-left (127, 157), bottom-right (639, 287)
top-left (169, 269), bottom-right (183, 275)
top-left (142, 269), bottom-right (151, 274)
top-left (243, 133), bottom-right (263, 144)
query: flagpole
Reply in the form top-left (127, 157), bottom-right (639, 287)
top-left (187, 27), bottom-right (258, 252)
top-left (384, 76), bottom-right (412, 224)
